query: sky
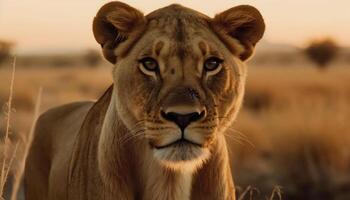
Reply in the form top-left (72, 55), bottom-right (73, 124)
top-left (0, 0), bottom-right (349, 54)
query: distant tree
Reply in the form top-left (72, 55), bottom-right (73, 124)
top-left (0, 40), bottom-right (14, 65)
top-left (304, 38), bottom-right (339, 69)
top-left (84, 49), bottom-right (101, 67)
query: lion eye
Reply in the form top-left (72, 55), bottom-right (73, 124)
top-left (139, 57), bottom-right (159, 72)
top-left (204, 57), bottom-right (223, 72)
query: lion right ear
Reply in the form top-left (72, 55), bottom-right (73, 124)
top-left (212, 5), bottom-right (265, 61)
top-left (93, 1), bottom-right (146, 64)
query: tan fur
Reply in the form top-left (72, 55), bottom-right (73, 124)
top-left (24, 2), bottom-right (265, 199)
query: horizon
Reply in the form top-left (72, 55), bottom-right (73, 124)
top-left (1, 0), bottom-right (350, 54)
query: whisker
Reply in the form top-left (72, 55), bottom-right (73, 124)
top-left (145, 120), bottom-right (164, 124)
top-left (147, 126), bottom-right (173, 130)
top-left (118, 127), bottom-right (145, 144)
top-left (223, 132), bottom-right (245, 146)
top-left (119, 129), bottom-right (146, 146)
top-left (116, 119), bottom-right (146, 146)
top-left (191, 125), bottom-right (216, 129)
top-left (133, 120), bottom-right (147, 127)
top-left (201, 116), bottom-right (231, 123)
top-left (225, 127), bottom-right (255, 148)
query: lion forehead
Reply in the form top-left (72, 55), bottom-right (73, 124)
top-left (146, 4), bottom-right (210, 25)
top-left (129, 5), bottom-right (243, 61)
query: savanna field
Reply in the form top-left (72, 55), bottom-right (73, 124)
top-left (1, 49), bottom-right (350, 199)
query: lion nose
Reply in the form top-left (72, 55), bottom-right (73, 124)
top-left (161, 110), bottom-right (205, 131)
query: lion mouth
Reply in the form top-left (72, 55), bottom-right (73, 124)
top-left (154, 138), bottom-right (203, 149)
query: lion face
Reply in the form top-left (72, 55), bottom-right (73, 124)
top-left (93, 2), bottom-right (264, 170)
top-left (114, 27), bottom-right (247, 168)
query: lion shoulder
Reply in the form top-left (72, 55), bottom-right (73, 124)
top-left (25, 101), bottom-right (94, 199)
top-left (27, 101), bottom-right (94, 167)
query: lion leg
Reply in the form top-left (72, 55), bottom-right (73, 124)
top-left (24, 116), bottom-right (50, 200)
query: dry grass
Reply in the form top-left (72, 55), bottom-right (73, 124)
top-left (0, 58), bottom-right (18, 199)
top-left (232, 65), bottom-right (350, 199)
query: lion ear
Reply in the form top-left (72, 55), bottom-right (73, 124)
top-left (212, 5), bottom-right (265, 61)
top-left (93, 1), bottom-right (146, 63)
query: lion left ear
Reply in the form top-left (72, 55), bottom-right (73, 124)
top-left (212, 5), bottom-right (265, 61)
top-left (93, 1), bottom-right (146, 64)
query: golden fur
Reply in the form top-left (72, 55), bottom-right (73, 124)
top-left (24, 2), bottom-right (265, 199)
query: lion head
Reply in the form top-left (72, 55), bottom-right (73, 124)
top-left (93, 2), bottom-right (264, 170)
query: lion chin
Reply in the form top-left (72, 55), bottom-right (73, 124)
top-left (153, 142), bottom-right (211, 171)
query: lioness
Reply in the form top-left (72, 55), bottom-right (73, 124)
top-left (24, 1), bottom-right (264, 199)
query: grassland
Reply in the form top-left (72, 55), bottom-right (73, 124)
top-left (0, 56), bottom-right (350, 199)
top-left (233, 65), bottom-right (350, 199)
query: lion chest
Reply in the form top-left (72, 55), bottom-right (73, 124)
top-left (144, 169), bottom-right (193, 200)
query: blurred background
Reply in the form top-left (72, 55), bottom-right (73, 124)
top-left (1, 0), bottom-right (350, 199)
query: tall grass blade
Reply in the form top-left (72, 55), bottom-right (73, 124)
top-left (0, 57), bottom-right (16, 198)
